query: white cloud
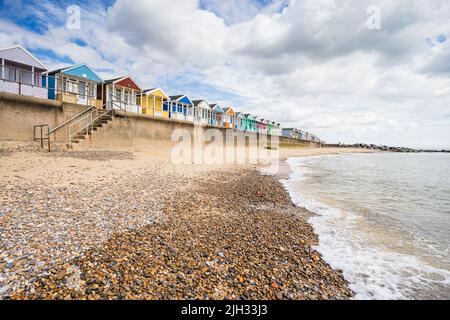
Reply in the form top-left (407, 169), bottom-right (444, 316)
top-left (1, 0), bottom-right (450, 148)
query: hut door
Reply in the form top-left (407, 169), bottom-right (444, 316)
top-left (78, 81), bottom-right (88, 105)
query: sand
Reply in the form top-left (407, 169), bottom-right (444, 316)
top-left (0, 141), bottom-right (370, 299)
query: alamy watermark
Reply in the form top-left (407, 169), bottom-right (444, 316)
top-left (366, 5), bottom-right (381, 30)
top-left (66, 5), bottom-right (81, 30)
top-left (170, 128), bottom-right (281, 174)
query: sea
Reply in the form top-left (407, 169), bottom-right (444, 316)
top-left (281, 152), bottom-right (450, 300)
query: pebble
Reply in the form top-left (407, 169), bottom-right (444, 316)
top-left (0, 285), bottom-right (10, 295)
top-left (1, 141), bottom-right (353, 300)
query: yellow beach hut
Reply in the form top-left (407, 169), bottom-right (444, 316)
top-left (139, 88), bottom-right (170, 118)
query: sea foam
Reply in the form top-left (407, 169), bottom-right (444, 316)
top-left (281, 156), bottom-right (450, 300)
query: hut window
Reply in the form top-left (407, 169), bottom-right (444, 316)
top-left (4, 66), bottom-right (16, 82)
top-left (124, 90), bottom-right (129, 104)
top-left (115, 88), bottom-right (122, 101)
top-left (78, 81), bottom-right (87, 98)
top-left (5, 66), bottom-right (16, 81)
top-left (65, 79), bottom-right (77, 94)
top-left (34, 72), bottom-right (42, 86)
top-left (21, 69), bottom-right (32, 85)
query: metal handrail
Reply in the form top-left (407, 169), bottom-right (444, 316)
top-left (92, 109), bottom-right (113, 124)
top-left (69, 110), bottom-right (94, 133)
top-left (68, 109), bottom-right (114, 144)
top-left (106, 94), bottom-right (128, 118)
top-left (33, 124), bottom-right (51, 151)
top-left (48, 106), bottom-right (96, 135)
top-left (68, 110), bottom-right (95, 143)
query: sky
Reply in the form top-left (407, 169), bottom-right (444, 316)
top-left (1, 0), bottom-right (450, 148)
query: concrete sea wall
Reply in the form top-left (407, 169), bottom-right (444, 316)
top-left (0, 92), bottom-right (320, 150)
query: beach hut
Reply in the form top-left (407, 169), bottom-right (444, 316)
top-left (192, 99), bottom-right (211, 126)
top-left (210, 104), bottom-right (224, 127)
top-left (256, 119), bottom-right (262, 133)
top-left (0, 45), bottom-right (48, 99)
top-left (101, 76), bottom-right (142, 113)
top-left (304, 131), bottom-right (310, 141)
top-left (243, 114), bottom-right (251, 131)
top-left (169, 95), bottom-right (194, 122)
top-left (222, 106), bottom-right (235, 129)
top-left (44, 63), bottom-right (103, 108)
top-left (267, 121), bottom-right (274, 135)
top-left (244, 114), bottom-right (256, 132)
top-left (273, 123), bottom-right (281, 136)
top-left (234, 112), bottom-right (246, 131)
top-left (299, 130), bottom-right (304, 140)
top-left (140, 88), bottom-right (170, 118)
top-left (258, 119), bottom-right (268, 134)
top-left (282, 128), bottom-right (297, 139)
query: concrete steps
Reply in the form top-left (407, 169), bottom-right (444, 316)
top-left (71, 110), bottom-right (113, 144)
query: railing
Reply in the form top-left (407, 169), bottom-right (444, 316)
top-left (169, 103), bottom-right (194, 121)
top-left (140, 96), bottom-right (167, 117)
top-left (1, 65), bottom-right (102, 107)
top-left (68, 108), bottom-right (113, 144)
top-left (68, 109), bottom-right (95, 144)
top-left (33, 124), bottom-right (51, 151)
top-left (48, 106), bottom-right (96, 136)
top-left (44, 106), bottom-right (97, 148)
top-left (1, 65), bottom-right (43, 86)
top-left (65, 93), bottom-right (130, 144)
top-left (106, 94), bottom-right (128, 118)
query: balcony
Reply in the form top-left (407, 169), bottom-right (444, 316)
top-left (56, 92), bottom-right (103, 108)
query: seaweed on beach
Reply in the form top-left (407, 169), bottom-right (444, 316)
top-left (0, 148), bottom-right (12, 157)
top-left (44, 150), bottom-right (134, 161)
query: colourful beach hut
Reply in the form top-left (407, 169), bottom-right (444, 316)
top-left (210, 103), bottom-right (224, 127)
top-left (256, 119), bottom-right (267, 134)
top-left (273, 123), bottom-right (281, 136)
top-left (192, 99), bottom-right (211, 126)
top-left (140, 88), bottom-right (170, 118)
top-left (169, 95), bottom-right (194, 122)
top-left (234, 112), bottom-right (246, 131)
top-left (222, 106), bottom-right (235, 129)
top-left (263, 119), bottom-right (270, 134)
top-left (244, 114), bottom-right (257, 132)
top-left (101, 76), bottom-right (142, 113)
top-left (256, 119), bottom-right (262, 133)
top-left (282, 128), bottom-right (293, 138)
top-left (304, 131), bottom-right (310, 141)
top-left (0, 45), bottom-right (48, 99)
top-left (282, 128), bottom-right (301, 139)
top-left (267, 121), bottom-right (274, 135)
top-left (44, 63), bottom-right (104, 108)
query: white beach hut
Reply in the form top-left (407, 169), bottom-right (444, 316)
top-left (0, 45), bottom-right (48, 99)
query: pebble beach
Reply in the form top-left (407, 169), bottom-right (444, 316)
top-left (0, 142), bottom-right (365, 300)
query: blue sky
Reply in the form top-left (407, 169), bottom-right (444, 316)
top-left (0, 0), bottom-right (280, 111)
top-left (1, 0), bottom-right (450, 148)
